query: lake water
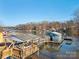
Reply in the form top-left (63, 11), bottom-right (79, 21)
top-left (29, 37), bottom-right (79, 59)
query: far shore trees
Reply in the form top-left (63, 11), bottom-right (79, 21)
top-left (15, 9), bottom-right (79, 37)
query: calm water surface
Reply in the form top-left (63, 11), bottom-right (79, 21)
top-left (28, 37), bottom-right (79, 59)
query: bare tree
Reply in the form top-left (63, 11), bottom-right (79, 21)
top-left (73, 8), bottom-right (79, 36)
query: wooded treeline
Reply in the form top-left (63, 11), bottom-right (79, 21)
top-left (15, 19), bottom-right (79, 37)
top-left (15, 9), bottom-right (79, 37)
top-left (0, 9), bottom-right (79, 37)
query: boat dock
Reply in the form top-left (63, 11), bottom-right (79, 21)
top-left (0, 31), bottom-right (63, 59)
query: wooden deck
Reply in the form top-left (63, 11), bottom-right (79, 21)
top-left (22, 44), bottom-right (39, 59)
top-left (1, 43), bottom-right (39, 59)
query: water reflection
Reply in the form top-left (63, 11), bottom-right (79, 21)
top-left (28, 38), bottom-right (79, 59)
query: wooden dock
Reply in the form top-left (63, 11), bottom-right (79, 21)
top-left (22, 44), bottom-right (39, 59)
top-left (1, 43), bottom-right (39, 59)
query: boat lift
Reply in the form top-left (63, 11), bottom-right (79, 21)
top-left (46, 31), bottom-right (64, 43)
